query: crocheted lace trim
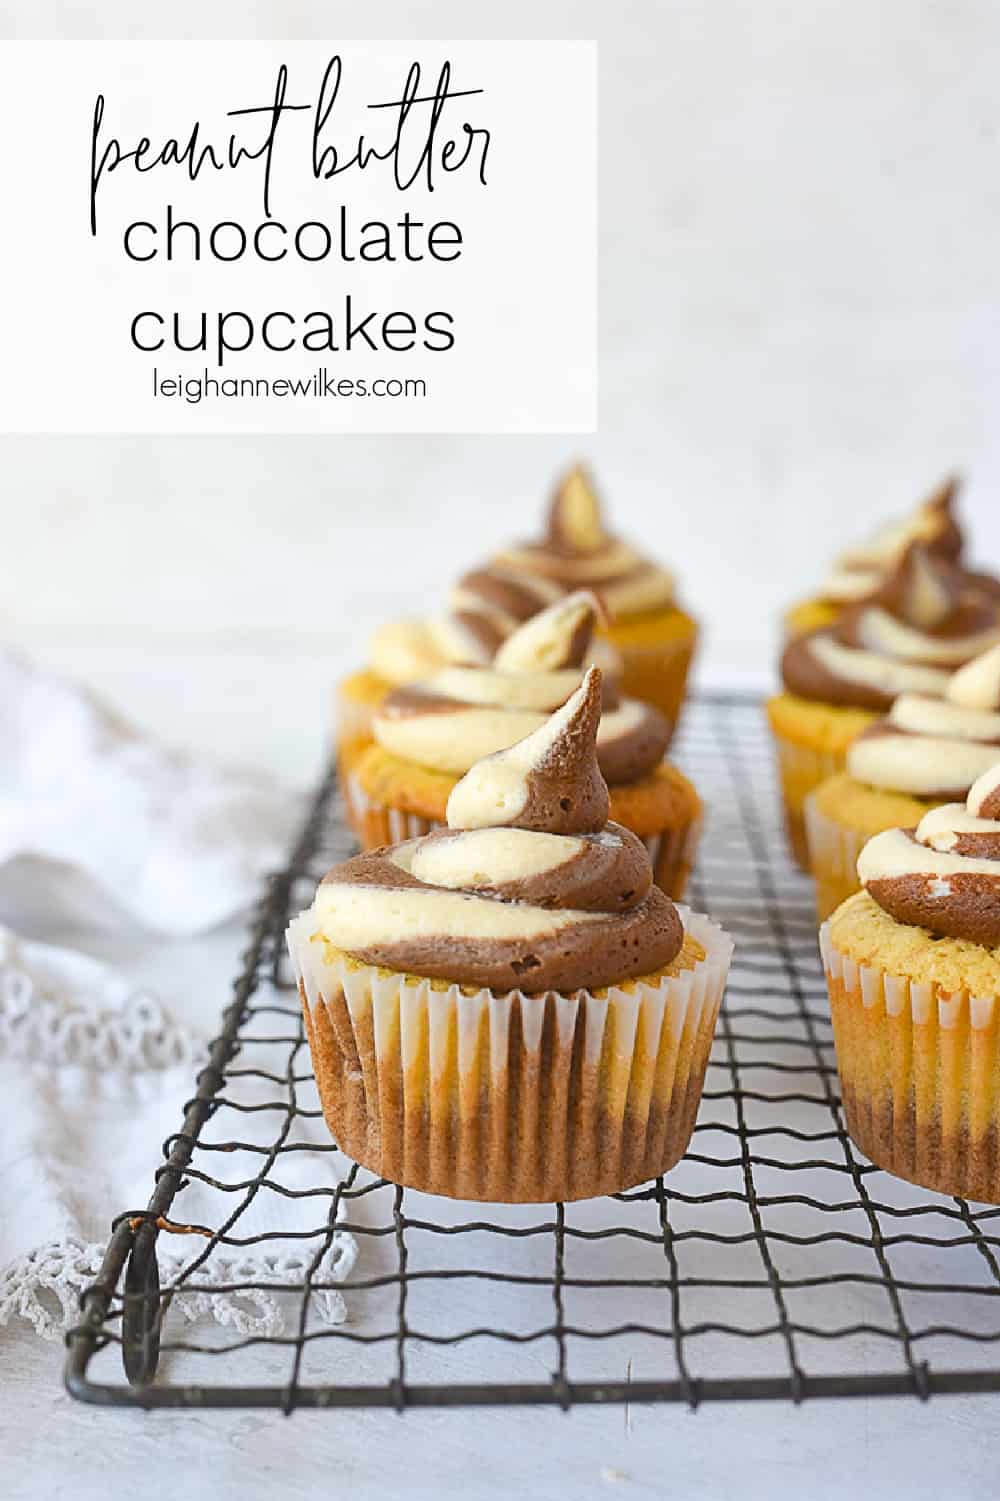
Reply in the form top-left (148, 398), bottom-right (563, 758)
top-left (0, 928), bottom-right (200, 1069)
top-left (0, 1232), bottom-right (358, 1342)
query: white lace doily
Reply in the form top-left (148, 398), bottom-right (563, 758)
top-left (0, 1233), bottom-right (357, 1342)
top-left (0, 924), bottom-right (359, 1343)
top-left (0, 926), bottom-right (200, 1069)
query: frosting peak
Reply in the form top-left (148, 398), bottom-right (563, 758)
top-left (871, 540), bottom-right (961, 630)
top-left (545, 465), bottom-right (609, 553)
top-left (446, 667), bottom-right (609, 834)
top-left (310, 671), bottom-right (682, 992)
top-left (489, 464), bottom-right (677, 619)
top-left (820, 475), bottom-right (963, 603)
top-left (493, 590), bottom-right (602, 673)
top-left (858, 761), bottom-right (1000, 944)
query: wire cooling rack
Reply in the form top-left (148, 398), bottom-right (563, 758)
top-left (65, 693), bottom-right (1000, 1410)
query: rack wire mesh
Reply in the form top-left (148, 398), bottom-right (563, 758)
top-left (65, 694), bottom-right (1000, 1410)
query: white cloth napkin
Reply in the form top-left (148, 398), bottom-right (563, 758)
top-left (0, 926), bottom-right (357, 1341)
top-left (0, 650), bottom-right (296, 935)
top-left (0, 655), bottom-right (355, 1343)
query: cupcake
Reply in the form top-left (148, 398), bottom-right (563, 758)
top-left (288, 669), bottom-right (733, 1202)
top-left (336, 462), bottom-right (697, 783)
top-left (347, 592), bottom-right (703, 899)
top-left (820, 763), bottom-right (1000, 1201)
top-left (783, 476), bottom-right (964, 639)
top-left (768, 541), bottom-right (1000, 868)
top-left (806, 644), bottom-right (1000, 920)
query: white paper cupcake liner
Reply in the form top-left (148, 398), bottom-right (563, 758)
top-left (288, 906), bottom-right (733, 1202)
top-left (804, 792), bottom-right (868, 920)
top-left (820, 920), bottom-right (1000, 1201)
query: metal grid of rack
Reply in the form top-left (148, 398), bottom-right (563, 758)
top-left (65, 695), bottom-right (1000, 1410)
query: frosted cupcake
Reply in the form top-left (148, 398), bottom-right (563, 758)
top-left (806, 644), bottom-right (1000, 920)
top-left (821, 764), bottom-right (1000, 1201)
top-left (289, 669), bottom-right (733, 1202)
top-left (348, 592), bottom-right (702, 899)
top-left (768, 542), bottom-right (1000, 867)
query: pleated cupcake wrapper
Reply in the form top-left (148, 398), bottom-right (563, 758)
top-left (770, 731), bottom-right (848, 870)
top-left (612, 630), bottom-right (697, 748)
top-left (642, 812), bottom-right (703, 900)
top-left (804, 792), bottom-right (867, 922)
top-left (346, 772), bottom-right (702, 901)
top-left (819, 922), bottom-right (1000, 1202)
top-left (288, 906), bottom-right (733, 1203)
top-left (346, 771), bottom-right (442, 842)
top-left (334, 689), bottom-right (381, 833)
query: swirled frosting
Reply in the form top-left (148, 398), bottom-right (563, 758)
top-left (816, 476), bottom-right (963, 604)
top-left (365, 465), bottom-right (672, 685)
top-left (373, 592), bottom-right (670, 784)
top-left (858, 762), bottom-right (1000, 945)
top-left (488, 465), bottom-right (676, 619)
top-left (847, 643), bottom-right (1000, 798)
top-left (782, 541), bottom-right (1000, 711)
top-left (311, 669), bottom-right (683, 991)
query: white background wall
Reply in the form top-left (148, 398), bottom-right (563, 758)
top-left (2, 0), bottom-right (1000, 691)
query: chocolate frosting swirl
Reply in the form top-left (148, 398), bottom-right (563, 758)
top-left (311, 669), bottom-right (683, 991)
top-left (847, 643), bottom-right (1000, 798)
top-left (782, 542), bottom-right (1000, 711)
top-left (374, 592), bottom-right (670, 786)
top-left (858, 762), bottom-right (1000, 945)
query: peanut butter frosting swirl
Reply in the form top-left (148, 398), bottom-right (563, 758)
top-left (373, 592), bottom-right (670, 785)
top-left (310, 669), bottom-right (683, 991)
top-left (858, 761), bottom-right (1000, 945)
top-left (847, 643), bottom-right (1000, 798)
top-left (782, 541), bottom-right (1000, 711)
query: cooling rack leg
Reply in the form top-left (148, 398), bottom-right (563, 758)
top-left (121, 1225), bottom-right (161, 1386)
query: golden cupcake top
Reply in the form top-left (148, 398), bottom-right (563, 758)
top-left (305, 669), bottom-right (684, 992)
top-left (857, 759), bottom-right (1000, 946)
top-left (847, 643), bottom-right (1000, 799)
top-left (372, 592), bottom-right (670, 784)
top-left (781, 541), bottom-right (1000, 712)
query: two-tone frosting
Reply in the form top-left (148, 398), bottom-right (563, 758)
top-left (815, 476), bottom-right (963, 605)
top-left (782, 542), bottom-right (1000, 712)
top-left (847, 643), bottom-right (1000, 799)
top-left (366, 465), bottom-right (674, 686)
top-left (373, 592), bottom-right (670, 785)
top-left (858, 762), bottom-right (1000, 946)
top-left (489, 465), bottom-right (676, 619)
top-left (309, 669), bottom-right (683, 991)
